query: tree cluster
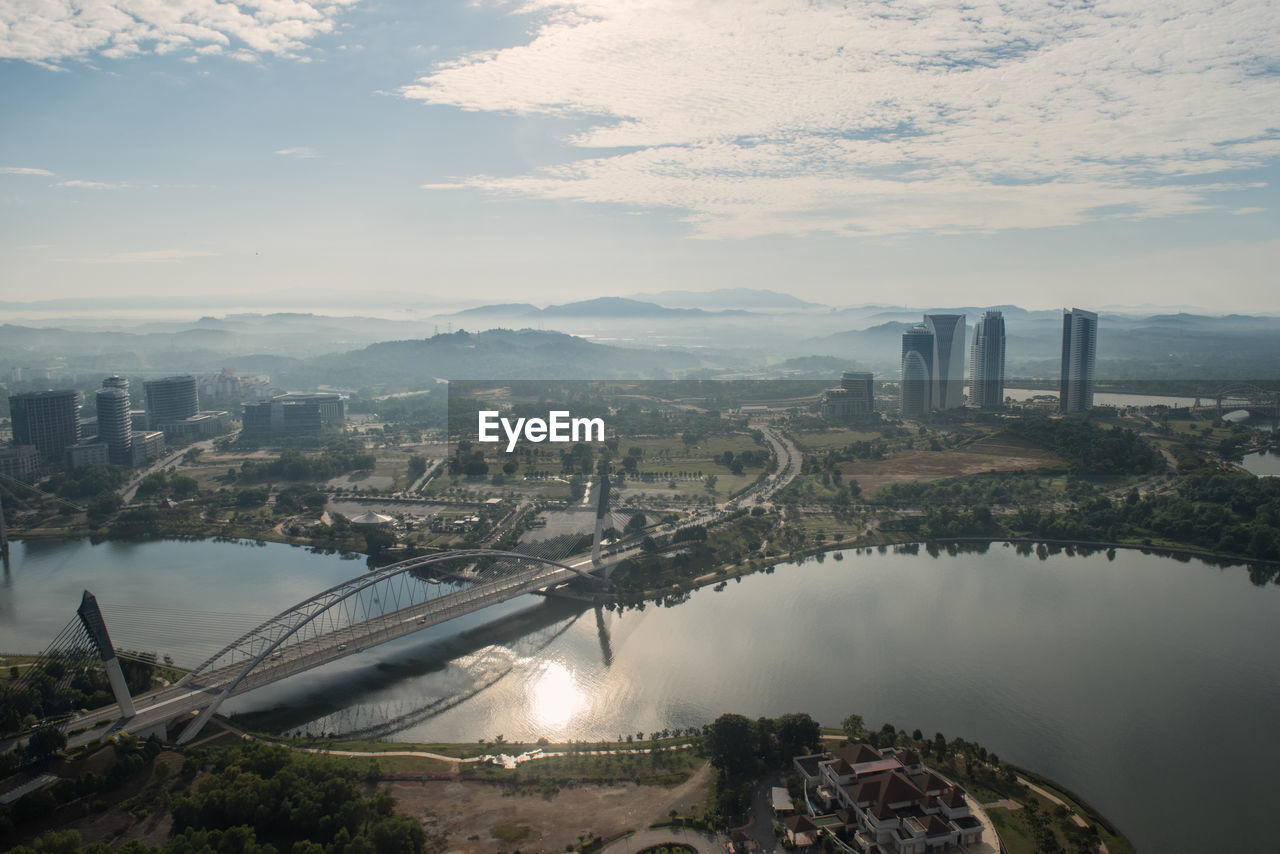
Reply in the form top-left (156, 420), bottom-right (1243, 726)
top-left (239, 450), bottom-right (376, 483)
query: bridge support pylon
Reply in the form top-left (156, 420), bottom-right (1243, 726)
top-left (0, 502), bottom-right (9, 571)
top-left (77, 591), bottom-right (136, 719)
top-left (591, 473), bottom-right (611, 568)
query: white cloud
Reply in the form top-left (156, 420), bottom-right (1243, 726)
top-left (1, 166), bottom-right (55, 176)
top-left (405, 0), bottom-right (1280, 238)
top-left (53, 179), bottom-right (130, 189)
top-left (275, 146), bottom-right (321, 158)
top-left (0, 0), bottom-right (360, 65)
top-left (61, 248), bottom-right (218, 263)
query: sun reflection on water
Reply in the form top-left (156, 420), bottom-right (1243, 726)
top-left (527, 660), bottom-right (586, 730)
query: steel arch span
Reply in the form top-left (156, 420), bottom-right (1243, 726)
top-left (173, 549), bottom-right (594, 743)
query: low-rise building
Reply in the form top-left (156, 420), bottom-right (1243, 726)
top-left (131, 430), bottom-right (166, 467)
top-left (66, 438), bottom-right (109, 469)
top-left (0, 444), bottom-right (40, 482)
top-left (162, 410), bottom-right (232, 439)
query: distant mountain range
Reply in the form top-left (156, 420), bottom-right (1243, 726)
top-left (449, 296), bottom-right (753, 321)
top-left (278, 328), bottom-right (703, 388)
top-left (626, 288), bottom-right (825, 310)
top-left (4, 302), bottom-right (1279, 392)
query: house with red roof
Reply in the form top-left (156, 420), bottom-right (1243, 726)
top-left (790, 743), bottom-right (984, 853)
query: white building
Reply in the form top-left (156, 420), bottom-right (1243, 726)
top-left (792, 743), bottom-right (984, 853)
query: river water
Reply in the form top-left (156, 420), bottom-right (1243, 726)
top-left (1241, 448), bottom-right (1280, 477)
top-left (2, 538), bottom-right (1277, 853)
top-left (999, 388), bottom-right (1201, 408)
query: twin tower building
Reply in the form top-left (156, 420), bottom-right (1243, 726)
top-left (899, 308), bottom-right (1096, 416)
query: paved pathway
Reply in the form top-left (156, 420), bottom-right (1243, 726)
top-left (1017, 776), bottom-right (1109, 854)
top-left (600, 827), bottom-right (723, 854)
top-left (981, 798), bottom-right (1022, 811)
top-left (210, 719), bottom-right (694, 768)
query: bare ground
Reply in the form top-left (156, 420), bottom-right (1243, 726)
top-left (388, 761), bottom-right (712, 854)
top-left (841, 436), bottom-right (1062, 496)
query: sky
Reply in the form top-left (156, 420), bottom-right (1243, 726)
top-left (1, 0), bottom-right (1279, 313)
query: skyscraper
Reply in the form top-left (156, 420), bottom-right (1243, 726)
top-left (821, 371), bottom-right (875, 419)
top-left (924, 314), bottom-right (966, 410)
top-left (1060, 308), bottom-right (1098, 413)
top-left (96, 376), bottom-right (133, 466)
top-left (900, 325), bottom-right (934, 417)
top-left (969, 311), bottom-right (1006, 409)
top-left (144, 375), bottom-right (199, 429)
top-left (10, 389), bottom-right (82, 462)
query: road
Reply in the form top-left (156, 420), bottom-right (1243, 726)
top-left (119, 432), bottom-right (236, 503)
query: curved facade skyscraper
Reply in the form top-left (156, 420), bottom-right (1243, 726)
top-left (96, 376), bottom-right (133, 466)
top-left (969, 311), bottom-right (1006, 409)
top-left (900, 325), bottom-right (934, 417)
top-left (1060, 308), bottom-right (1098, 413)
top-left (924, 314), bottom-right (967, 410)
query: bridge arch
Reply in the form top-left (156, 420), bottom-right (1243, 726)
top-left (174, 549), bottom-right (594, 743)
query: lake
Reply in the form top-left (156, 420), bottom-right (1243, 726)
top-left (1241, 448), bottom-right (1280, 477)
top-left (2, 538), bottom-right (1278, 853)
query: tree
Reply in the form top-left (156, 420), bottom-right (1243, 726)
top-left (406, 455), bottom-right (427, 479)
top-left (706, 713), bottom-right (758, 779)
top-left (363, 529), bottom-right (396, 556)
top-left (841, 713), bottom-right (865, 741)
top-left (776, 712), bottom-right (821, 761)
top-left (26, 724), bottom-right (67, 760)
top-left (86, 491), bottom-right (123, 523)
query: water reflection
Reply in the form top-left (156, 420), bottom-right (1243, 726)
top-left (595, 604), bottom-right (613, 667)
top-left (527, 660), bottom-right (587, 730)
top-left (235, 596), bottom-right (591, 740)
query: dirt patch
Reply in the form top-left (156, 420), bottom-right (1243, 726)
top-left (388, 761), bottom-right (711, 853)
top-left (842, 435), bottom-right (1062, 496)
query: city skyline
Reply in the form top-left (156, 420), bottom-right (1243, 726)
top-left (2, 1), bottom-right (1278, 311)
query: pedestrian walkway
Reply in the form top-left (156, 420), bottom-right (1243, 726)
top-left (599, 827), bottom-right (723, 854)
top-left (980, 798), bottom-right (1022, 811)
top-left (1016, 776), bottom-right (1109, 854)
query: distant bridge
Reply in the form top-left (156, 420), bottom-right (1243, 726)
top-left (1192, 385), bottom-right (1280, 428)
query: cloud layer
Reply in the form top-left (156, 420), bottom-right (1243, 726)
top-left (405, 0), bottom-right (1280, 238)
top-left (0, 0), bottom-right (359, 64)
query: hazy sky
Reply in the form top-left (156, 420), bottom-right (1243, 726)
top-left (2, 0), bottom-right (1278, 311)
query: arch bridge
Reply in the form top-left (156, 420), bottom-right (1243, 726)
top-left (1192, 385), bottom-right (1280, 428)
top-left (49, 547), bottom-right (617, 748)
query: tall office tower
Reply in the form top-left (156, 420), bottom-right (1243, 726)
top-left (144, 375), bottom-right (199, 428)
top-left (9, 389), bottom-right (82, 462)
top-left (900, 325), bottom-right (934, 417)
top-left (969, 311), bottom-right (1006, 409)
top-left (1060, 308), bottom-right (1098, 413)
top-left (924, 314), bottom-right (967, 409)
top-left (96, 376), bottom-right (133, 466)
top-left (840, 371), bottom-right (874, 410)
top-left (822, 371), bottom-right (876, 419)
